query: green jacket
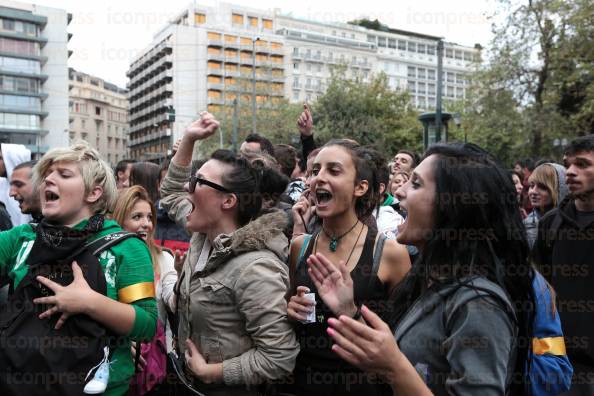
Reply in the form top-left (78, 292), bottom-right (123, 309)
top-left (0, 218), bottom-right (157, 396)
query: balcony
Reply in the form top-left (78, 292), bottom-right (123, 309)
top-left (207, 53), bottom-right (225, 62)
top-left (207, 67), bottom-right (223, 76)
top-left (207, 96), bottom-right (224, 105)
top-left (207, 82), bottom-right (224, 90)
top-left (224, 69), bottom-right (240, 77)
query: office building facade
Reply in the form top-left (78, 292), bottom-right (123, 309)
top-left (0, 0), bottom-right (71, 157)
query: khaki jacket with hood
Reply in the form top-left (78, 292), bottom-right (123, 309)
top-left (160, 161), bottom-right (299, 389)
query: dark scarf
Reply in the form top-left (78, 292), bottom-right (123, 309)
top-left (26, 214), bottom-right (105, 268)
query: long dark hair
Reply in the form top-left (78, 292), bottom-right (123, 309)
top-left (390, 143), bottom-right (535, 394)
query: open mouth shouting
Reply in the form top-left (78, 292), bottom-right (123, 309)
top-left (315, 188), bottom-right (333, 210)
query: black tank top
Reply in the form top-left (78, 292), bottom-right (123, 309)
top-left (293, 226), bottom-right (388, 373)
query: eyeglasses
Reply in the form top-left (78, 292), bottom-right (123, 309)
top-left (188, 176), bottom-right (231, 194)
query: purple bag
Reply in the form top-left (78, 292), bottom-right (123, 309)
top-left (130, 319), bottom-right (167, 395)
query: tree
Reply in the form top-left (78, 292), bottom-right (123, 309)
top-left (312, 70), bottom-right (422, 155)
top-left (474, 0), bottom-right (594, 159)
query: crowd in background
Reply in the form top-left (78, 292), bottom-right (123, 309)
top-left (0, 105), bottom-right (593, 396)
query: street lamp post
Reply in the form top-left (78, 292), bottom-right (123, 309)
top-left (252, 37), bottom-right (259, 134)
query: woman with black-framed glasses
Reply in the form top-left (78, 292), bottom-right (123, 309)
top-left (160, 112), bottom-right (299, 396)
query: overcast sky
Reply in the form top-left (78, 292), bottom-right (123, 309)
top-left (32, 0), bottom-right (497, 87)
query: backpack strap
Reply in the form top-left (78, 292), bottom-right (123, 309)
top-left (369, 234), bottom-right (386, 287)
top-left (85, 231), bottom-right (139, 256)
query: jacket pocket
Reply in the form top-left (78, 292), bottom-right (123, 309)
top-left (200, 278), bottom-right (234, 307)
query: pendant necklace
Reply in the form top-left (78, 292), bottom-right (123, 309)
top-left (322, 219), bottom-right (359, 252)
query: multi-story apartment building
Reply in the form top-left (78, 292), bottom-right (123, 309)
top-left (0, 1), bottom-right (71, 157)
top-left (126, 3), bottom-right (285, 161)
top-left (127, 2), bottom-right (480, 159)
top-left (68, 68), bottom-right (129, 166)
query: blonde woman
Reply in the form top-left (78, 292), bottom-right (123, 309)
top-left (0, 142), bottom-right (156, 395)
top-left (524, 163), bottom-right (568, 248)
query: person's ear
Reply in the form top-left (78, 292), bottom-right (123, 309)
top-left (221, 192), bottom-right (238, 211)
top-left (354, 180), bottom-right (368, 198)
top-left (85, 185), bottom-right (104, 204)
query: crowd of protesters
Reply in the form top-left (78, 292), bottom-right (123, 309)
top-left (0, 103), bottom-right (592, 396)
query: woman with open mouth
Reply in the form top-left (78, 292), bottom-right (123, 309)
top-left (286, 139), bottom-right (411, 395)
top-left (159, 112), bottom-right (299, 395)
top-left (307, 143), bottom-right (572, 395)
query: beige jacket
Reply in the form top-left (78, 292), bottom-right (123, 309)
top-left (160, 162), bottom-right (299, 388)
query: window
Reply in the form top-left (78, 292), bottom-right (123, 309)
top-left (398, 40), bottom-right (406, 51)
top-left (418, 44), bottom-right (426, 54)
top-left (95, 106), bottom-right (101, 116)
top-left (427, 45), bottom-right (436, 55)
top-left (293, 91), bottom-right (300, 100)
top-left (428, 83), bottom-right (436, 95)
top-left (418, 68), bottom-right (426, 79)
top-left (232, 13), bottom-right (244, 25)
top-left (407, 66), bottom-right (416, 78)
top-left (248, 16), bottom-right (258, 27)
top-left (367, 35), bottom-right (376, 44)
top-left (408, 42), bottom-right (417, 52)
top-left (316, 64), bottom-right (322, 72)
top-left (418, 82), bottom-right (426, 94)
top-left (293, 62), bottom-right (299, 70)
top-left (378, 37), bottom-right (386, 47)
top-left (194, 13), bottom-right (206, 24)
top-left (292, 47), bottom-right (300, 56)
top-left (455, 50), bottom-right (463, 60)
top-left (2, 19), bottom-right (15, 31)
top-left (388, 38), bottom-right (396, 49)
top-left (262, 19), bottom-right (272, 29)
top-left (428, 69), bottom-right (436, 80)
top-left (306, 63), bottom-right (311, 72)
top-left (446, 49), bottom-right (453, 58)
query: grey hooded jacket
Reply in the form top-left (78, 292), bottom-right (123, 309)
top-left (395, 277), bottom-right (517, 396)
top-left (160, 161), bottom-right (299, 393)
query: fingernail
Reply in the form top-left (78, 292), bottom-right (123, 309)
top-left (326, 327), bottom-right (334, 336)
top-left (327, 318), bottom-right (337, 326)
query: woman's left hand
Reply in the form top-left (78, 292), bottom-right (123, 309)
top-left (33, 261), bottom-right (95, 330)
top-left (327, 304), bottom-right (404, 379)
top-left (307, 252), bottom-right (357, 317)
top-left (185, 339), bottom-right (213, 383)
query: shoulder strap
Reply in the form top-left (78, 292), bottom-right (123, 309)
top-left (85, 231), bottom-right (139, 256)
top-left (296, 234), bottom-right (312, 268)
top-left (371, 233), bottom-right (386, 278)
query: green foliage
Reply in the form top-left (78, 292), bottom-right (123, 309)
top-left (312, 70), bottom-right (422, 155)
top-left (467, 0), bottom-right (594, 163)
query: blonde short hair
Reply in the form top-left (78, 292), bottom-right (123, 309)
top-left (33, 141), bottom-right (117, 214)
top-left (528, 164), bottom-right (560, 207)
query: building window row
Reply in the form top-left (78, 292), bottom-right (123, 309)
top-left (0, 18), bottom-right (38, 37)
top-left (0, 56), bottom-right (40, 74)
top-left (108, 110), bottom-right (126, 122)
top-left (0, 112), bottom-right (40, 129)
top-left (231, 13), bottom-right (273, 30)
top-left (0, 94), bottom-right (40, 110)
top-left (0, 75), bottom-right (39, 93)
top-left (0, 37), bottom-right (40, 56)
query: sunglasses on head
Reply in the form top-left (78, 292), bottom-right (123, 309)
top-left (188, 175), bottom-right (232, 194)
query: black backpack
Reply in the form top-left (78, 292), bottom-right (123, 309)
top-left (0, 231), bottom-right (137, 396)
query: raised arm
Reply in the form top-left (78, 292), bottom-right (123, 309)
top-left (160, 112), bottom-right (220, 229)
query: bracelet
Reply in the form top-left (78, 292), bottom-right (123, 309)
top-left (352, 306), bottom-right (362, 321)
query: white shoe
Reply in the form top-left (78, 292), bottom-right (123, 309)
top-left (83, 360), bottom-right (110, 394)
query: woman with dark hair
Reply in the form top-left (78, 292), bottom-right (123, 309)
top-left (307, 143), bottom-right (541, 395)
top-left (286, 139), bottom-right (411, 395)
top-left (130, 161), bottom-right (161, 203)
top-left (510, 170), bottom-right (528, 219)
top-left (159, 112), bottom-right (299, 395)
